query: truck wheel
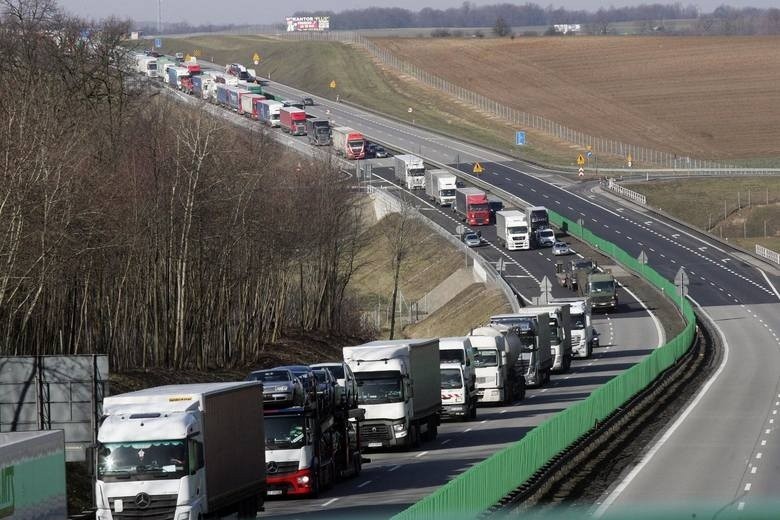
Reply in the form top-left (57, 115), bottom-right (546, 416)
top-left (469, 402), bottom-right (477, 420)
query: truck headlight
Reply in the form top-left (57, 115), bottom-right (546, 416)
top-left (176, 512), bottom-right (191, 520)
top-left (393, 423), bottom-right (406, 432)
top-left (297, 475), bottom-right (310, 484)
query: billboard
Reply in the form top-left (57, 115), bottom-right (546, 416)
top-left (286, 16), bottom-right (330, 32)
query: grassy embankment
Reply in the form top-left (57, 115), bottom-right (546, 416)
top-left (628, 177), bottom-right (780, 252)
top-left (154, 35), bottom-right (591, 168)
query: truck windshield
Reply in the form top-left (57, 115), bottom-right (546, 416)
top-left (356, 372), bottom-right (403, 404)
top-left (590, 281), bottom-right (615, 293)
top-left (440, 349), bottom-right (465, 364)
top-left (265, 416), bottom-right (305, 450)
top-left (508, 226), bottom-right (528, 234)
top-left (474, 349), bottom-right (498, 367)
top-left (531, 210), bottom-right (548, 223)
top-left (348, 140), bottom-right (364, 151)
top-left (148, 63), bottom-right (157, 70)
top-left (440, 369), bottom-right (463, 389)
top-left (517, 335), bottom-right (537, 352)
top-left (441, 189), bottom-right (456, 197)
top-left (409, 168), bottom-right (425, 176)
top-left (98, 440), bottom-right (187, 481)
top-left (570, 313), bottom-right (586, 329)
top-left (470, 203), bottom-right (489, 212)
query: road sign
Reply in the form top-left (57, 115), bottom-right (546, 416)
top-left (473, 162), bottom-right (484, 174)
top-left (578, 167), bottom-right (584, 177)
top-left (674, 267), bottom-right (690, 298)
top-left (329, 80), bottom-right (337, 89)
top-left (154, 38), bottom-right (162, 48)
top-left (194, 49), bottom-right (202, 57)
top-left (637, 250), bottom-right (649, 264)
top-left (587, 144), bottom-right (592, 151)
top-left (407, 107), bottom-right (413, 113)
top-left (586, 150), bottom-right (593, 158)
top-left (253, 52), bottom-right (261, 62)
top-left (577, 154), bottom-right (585, 166)
top-left (627, 153), bottom-right (633, 168)
top-left (515, 131), bottom-right (526, 146)
top-left (456, 224), bottom-right (465, 236)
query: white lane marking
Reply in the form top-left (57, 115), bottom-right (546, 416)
top-left (480, 419), bottom-right (488, 424)
top-left (415, 451), bottom-right (428, 458)
top-left (738, 502), bottom-right (745, 511)
top-left (594, 296), bottom-right (727, 517)
top-left (751, 466), bottom-right (758, 474)
top-left (322, 498), bottom-right (339, 507)
top-left (442, 438), bottom-right (452, 445)
top-left (744, 483), bottom-right (752, 491)
top-left (766, 429), bottom-right (771, 434)
top-left (388, 465), bottom-right (402, 472)
top-left (500, 410), bottom-right (507, 414)
top-left (756, 453), bottom-right (762, 459)
top-left (464, 427), bottom-right (473, 432)
top-left (761, 440), bottom-right (766, 446)
top-left (357, 480), bottom-right (372, 488)
top-left (758, 268), bottom-right (780, 301)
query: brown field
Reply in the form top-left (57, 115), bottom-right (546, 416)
top-left (374, 36), bottom-right (780, 162)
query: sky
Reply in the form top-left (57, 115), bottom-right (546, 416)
top-left (55, 0), bottom-right (777, 26)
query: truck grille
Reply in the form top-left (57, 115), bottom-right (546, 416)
top-left (360, 423), bottom-right (392, 442)
top-left (111, 494), bottom-right (177, 520)
top-left (267, 460), bottom-right (299, 475)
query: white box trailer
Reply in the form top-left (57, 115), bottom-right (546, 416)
top-left (488, 313), bottom-right (553, 387)
top-left (344, 339), bottom-right (440, 449)
top-left (393, 154), bottom-right (426, 190)
top-left (425, 169), bottom-right (457, 206)
top-left (96, 382), bottom-right (265, 520)
top-left (496, 210), bottom-right (531, 250)
top-left (510, 305), bottom-right (573, 373)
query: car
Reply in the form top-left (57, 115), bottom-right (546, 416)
top-left (245, 368), bottom-right (305, 408)
top-left (365, 143), bottom-right (377, 158)
top-left (312, 368), bottom-right (338, 409)
top-left (462, 231), bottom-right (484, 248)
top-left (301, 97), bottom-right (314, 106)
top-left (283, 101), bottom-right (305, 110)
top-left (174, 52), bottom-right (184, 62)
top-left (535, 228), bottom-right (556, 247)
top-left (311, 362), bottom-right (358, 408)
top-left (373, 145), bottom-right (388, 158)
top-left (275, 365), bottom-right (318, 406)
top-left (552, 241), bottom-right (572, 255)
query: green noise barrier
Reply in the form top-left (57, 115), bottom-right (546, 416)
top-left (392, 210), bottom-right (696, 520)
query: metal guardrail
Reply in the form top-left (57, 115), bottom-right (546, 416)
top-left (756, 244), bottom-right (780, 265)
top-left (606, 178), bottom-right (647, 205)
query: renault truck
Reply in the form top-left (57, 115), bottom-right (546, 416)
top-left (496, 210), bottom-right (531, 251)
top-left (332, 127), bottom-right (365, 159)
top-left (439, 337), bottom-right (477, 420)
top-left (95, 383), bottom-right (265, 520)
top-left (343, 339), bottom-right (440, 450)
top-left (425, 169), bottom-right (457, 206)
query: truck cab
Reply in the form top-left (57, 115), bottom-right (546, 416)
top-left (440, 364), bottom-right (475, 420)
top-left (469, 328), bottom-right (526, 405)
top-left (581, 271), bottom-right (619, 311)
top-left (439, 337), bottom-right (477, 419)
top-left (552, 297), bottom-right (598, 358)
top-left (488, 314), bottom-right (553, 387)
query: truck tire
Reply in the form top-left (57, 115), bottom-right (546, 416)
top-left (237, 496), bottom-right (258, 519)
top-left (517, 379), bottom-right (526, 401)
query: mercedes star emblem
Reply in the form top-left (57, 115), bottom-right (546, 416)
top-left (266, 461), bottom-right (278, 474)
top-left (135, 492), bottom-right (151, 509)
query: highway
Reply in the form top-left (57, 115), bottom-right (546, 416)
top-left (259, 81), bottom-right (780, 516)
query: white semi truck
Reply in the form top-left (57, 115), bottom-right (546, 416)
top-left (440, 364), bottom-right (473, 421)
top-left (134, 54), bottom-right (158, 78)
top-left (488, 313), bottom-right (553, 387)
top-left (469, 327), bottom-right (526, 405)
top-left (511, 305), bottom-right (573, 373)
top-left (439, 337), bottom-right (478, 419)
top-left (552, 297), bottom-right (598, 358)
top-left (393, 154), bottom-right (426, 190)
top-left (495, 210), bottom-right (531, 251)
top-left (424, 169), bottom-right (457, 206)
top-left (95, 383), bottom-right (265, 520)
top-left (343, 339), bottom-right (441, 449)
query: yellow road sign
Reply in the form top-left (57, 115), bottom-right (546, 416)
top-left (473, 162), bottom-right (484, 174)
top-left (194, 49), bottom-right (202, 57)
top-left (329, 80), bottom-right (337, 89)
top-left (184, 54), bottom-right (192, 62)
top-left (253, 53), bottom-right (261, 62)
top-left (577, 154), bottom-right (585, 166)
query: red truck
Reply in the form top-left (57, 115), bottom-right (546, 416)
top-left (331, 126), bottom-right (365, 160)
top-left (186, 63), bottom-right (202, 75)
top-left (279, 107), bottom-right (307, 135)
top-left (454, 187), bottom-right (491, 226)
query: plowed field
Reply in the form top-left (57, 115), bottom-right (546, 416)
top-left (374, 36), bottom-right (780, 161)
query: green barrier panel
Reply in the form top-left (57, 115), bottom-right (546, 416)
top-left (393, 210), bottom-right (696, 520)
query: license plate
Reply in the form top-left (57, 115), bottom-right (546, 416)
top-left (267, 490), bottom-right (283, 496)
top-left (368, 442), bottom-right (383, 448)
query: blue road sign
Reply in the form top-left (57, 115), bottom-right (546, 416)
top-left (154, 38), bottom-right (162, 48)
top-left (587, 151), bottom-right (593, 158)
top-left (515, 131), bottom-right (526, 146)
